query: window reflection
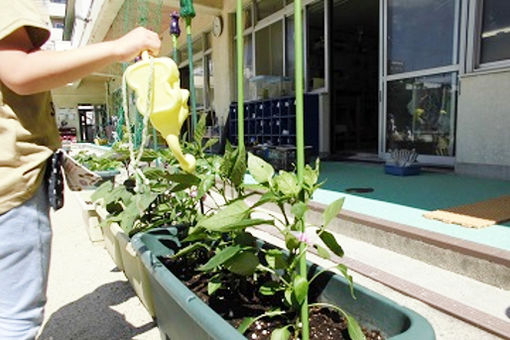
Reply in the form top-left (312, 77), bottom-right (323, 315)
top-left (255, 0), bottom-right (284, 21)
top-left (194, 61), bottom-right (205, 107)
top-left (387, 0), bottom-right (458, 74)
top-left (480, 0), bottom-right (510, 64)
top-left (386, 73), bottom-right (457, 156)
top-left (307, 1), bottom-right (325, 90)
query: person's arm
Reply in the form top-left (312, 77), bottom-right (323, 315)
top-left (0, 26), bottom-right (160, 95)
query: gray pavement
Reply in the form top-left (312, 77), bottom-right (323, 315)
top-left (38, 187), bottom-right (159, 340)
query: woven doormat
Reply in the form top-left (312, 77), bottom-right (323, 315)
top-left (423, 195), bottom-right (510, 228)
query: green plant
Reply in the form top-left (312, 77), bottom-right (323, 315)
top-left (73, 151), bottom-right (123, 172)
top-left (188, 153), bottom-right (364, 340)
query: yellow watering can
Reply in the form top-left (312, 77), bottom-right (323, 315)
top-left (124, 51), bottom-right (196, 172)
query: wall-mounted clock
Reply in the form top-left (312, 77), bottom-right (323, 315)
top-left (212, 16), bottom-right (223, 37)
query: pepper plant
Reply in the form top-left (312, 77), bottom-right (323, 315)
top-left (191, 152), bottom-right (364, 340)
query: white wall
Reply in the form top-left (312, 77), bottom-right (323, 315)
top-left (456, 70), bottom-right (510, 179)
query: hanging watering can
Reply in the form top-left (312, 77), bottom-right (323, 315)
top-left (124, 51), bottom-right (196, 173)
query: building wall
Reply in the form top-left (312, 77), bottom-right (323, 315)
top-left (456, 70), bottom-right (510, 180)
top-left (52, 78), bottom-right (109, 141)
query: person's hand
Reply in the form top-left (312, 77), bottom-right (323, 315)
top-left (114, 27), bottom-right (161, 62)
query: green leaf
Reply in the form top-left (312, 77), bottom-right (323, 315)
top-left (259, 281), bottom-right (282, 296)
top-left (248, 153), bottom-right (274, 184)
top-left (198, 174), bottom-right (215, 198)
top-left (234, 232), bottom-right (257, 247)
top-left (292, 275), bottom-right (309, 305)
top-left (140, 149), bottom-right (159, 162)
top-left (346, 313), bottom-right (366, 340)
top-left (135, 192), bottom-right (158, 212)
top-left (271, 326), bottom-right (291, 340)
top-left (202, 138), bottom-right (218, 151)
top-left (194, 113), bottom-right (207, 145)
top-left (291, 202), bottom-right (307, 219)
top-left (303, 164), bottom-right (318, 188)
top-left (207, 218), bottom-right (272, 232)
top-left (226, 251), bottom-right (259, 276)
top-left (104, 186), bottom-right (132, 205)
top-left (168, 173), bottom-right (201, 186)
top-left (199, 245), bottom-right (241, 272)
top-left (265, 249), bottom-right (287, 269)
top-left (182, 232), bottom-right (209, 243)
top-left (120, 209), bottom-right (139, 232)
top-left (197, 200), bottom-right (250, 230)
top-left (318, 230), bottom-right (344, 257)
top-left (284, 287), bottom-right (293, 306)
top-left (237, 317), bottom-right (255, 334)
top-left (143, 167), bottom-right (170, 180)
top-left (230, 145), bottom-right (247, 187)
top-left (285, 232), bottom-right (300, 251)
top-left (207, 275), bottom-right (222, 295)
top-left (275, 171), bottom-right (300, 196)
top-left (314, 244), bottom-right (331, 259)
top-left (252, 191), bottom-right (276, 208)
top-left (337, 264), bottom-right (355, 299)
top-left (323, 197), bottom-right (344, 227)
top-left (91, 181), bottom-right (113, 202)
top-left (171, 242), bottom-right (209, 258)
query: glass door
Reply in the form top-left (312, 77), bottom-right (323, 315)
top-left (380, 0), bottom-right (466, 164)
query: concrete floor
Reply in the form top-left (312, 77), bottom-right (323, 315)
top-left (38, 188), bottom-right (159, 340)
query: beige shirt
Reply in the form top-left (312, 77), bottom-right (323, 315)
top-left (0, 0), bottom-right (61, 214)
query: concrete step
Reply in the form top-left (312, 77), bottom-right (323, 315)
top-left (238, 191), bottom-right (510, 290)
top-left (249, 223), bottom-right (510, 339)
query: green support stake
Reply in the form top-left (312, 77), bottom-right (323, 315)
top-left (236, 0), bottom-right (244, 149)
top-left (294, 0), bottom-right (309, 338)
top-left (180, 0), bottom-right (197, 136)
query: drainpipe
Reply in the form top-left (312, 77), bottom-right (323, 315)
top-left (63, 0), bottom-right (76, 41)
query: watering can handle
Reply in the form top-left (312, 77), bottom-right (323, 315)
top-left (141, 50), bottom-right (151, 61)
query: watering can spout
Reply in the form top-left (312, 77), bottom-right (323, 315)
top-left (166, 134), bottom-right (196, 172)
top-left (124, 53), bottom-right (196, 173)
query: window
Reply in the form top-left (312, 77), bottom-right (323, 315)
top-left (255, 0), bottom-right (284, 21)
top-left (178, 33), bottom-right (214, 114)
top-left (194, 61), bottom-right (205, 107)
top-left (255, 21), bottom-right (283, 77)
top-left (192, 37), bottom-right (203, 56)
top-left (386, 73), bottom-right (457, 156)
top-left (207, 56), bottom-right (215, 111)
top-left (387, 0), bottom-right (458, 74)
top-left (479, 1), bottom-right (510, 64)
top-left (234, 0), bottom-right (327, 99)
top-left (52, 19), bottom-right (64, 29)
top-left (307, 1), bottom-right (325, 90)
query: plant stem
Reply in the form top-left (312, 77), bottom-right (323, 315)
top-left (257, 265), bottom-right (290, 287)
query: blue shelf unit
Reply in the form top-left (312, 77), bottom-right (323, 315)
top-left (228, 95), bottom-right (319, 154)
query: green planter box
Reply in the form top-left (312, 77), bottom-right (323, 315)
top-left (95, 206), bottom-right (155, 316)
top-left (96, 206), bottom-right (124, 272)
top-left (115, 230), bottom-right (156, 317)
top-left (75, 191), bottom-right (103, 243)
top-left (132, 229), bottom-right (435, 340)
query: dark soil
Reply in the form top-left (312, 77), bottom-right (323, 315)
top-left (160, 250), bottom-right (385, 340)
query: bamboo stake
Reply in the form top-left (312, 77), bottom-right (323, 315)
top-left (236, 0), bottom-right (244, 149)
top-left (294, 0), bottom-right (309, 337)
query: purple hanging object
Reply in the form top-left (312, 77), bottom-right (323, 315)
top-left (170, 11), bottom-right (181, 37)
